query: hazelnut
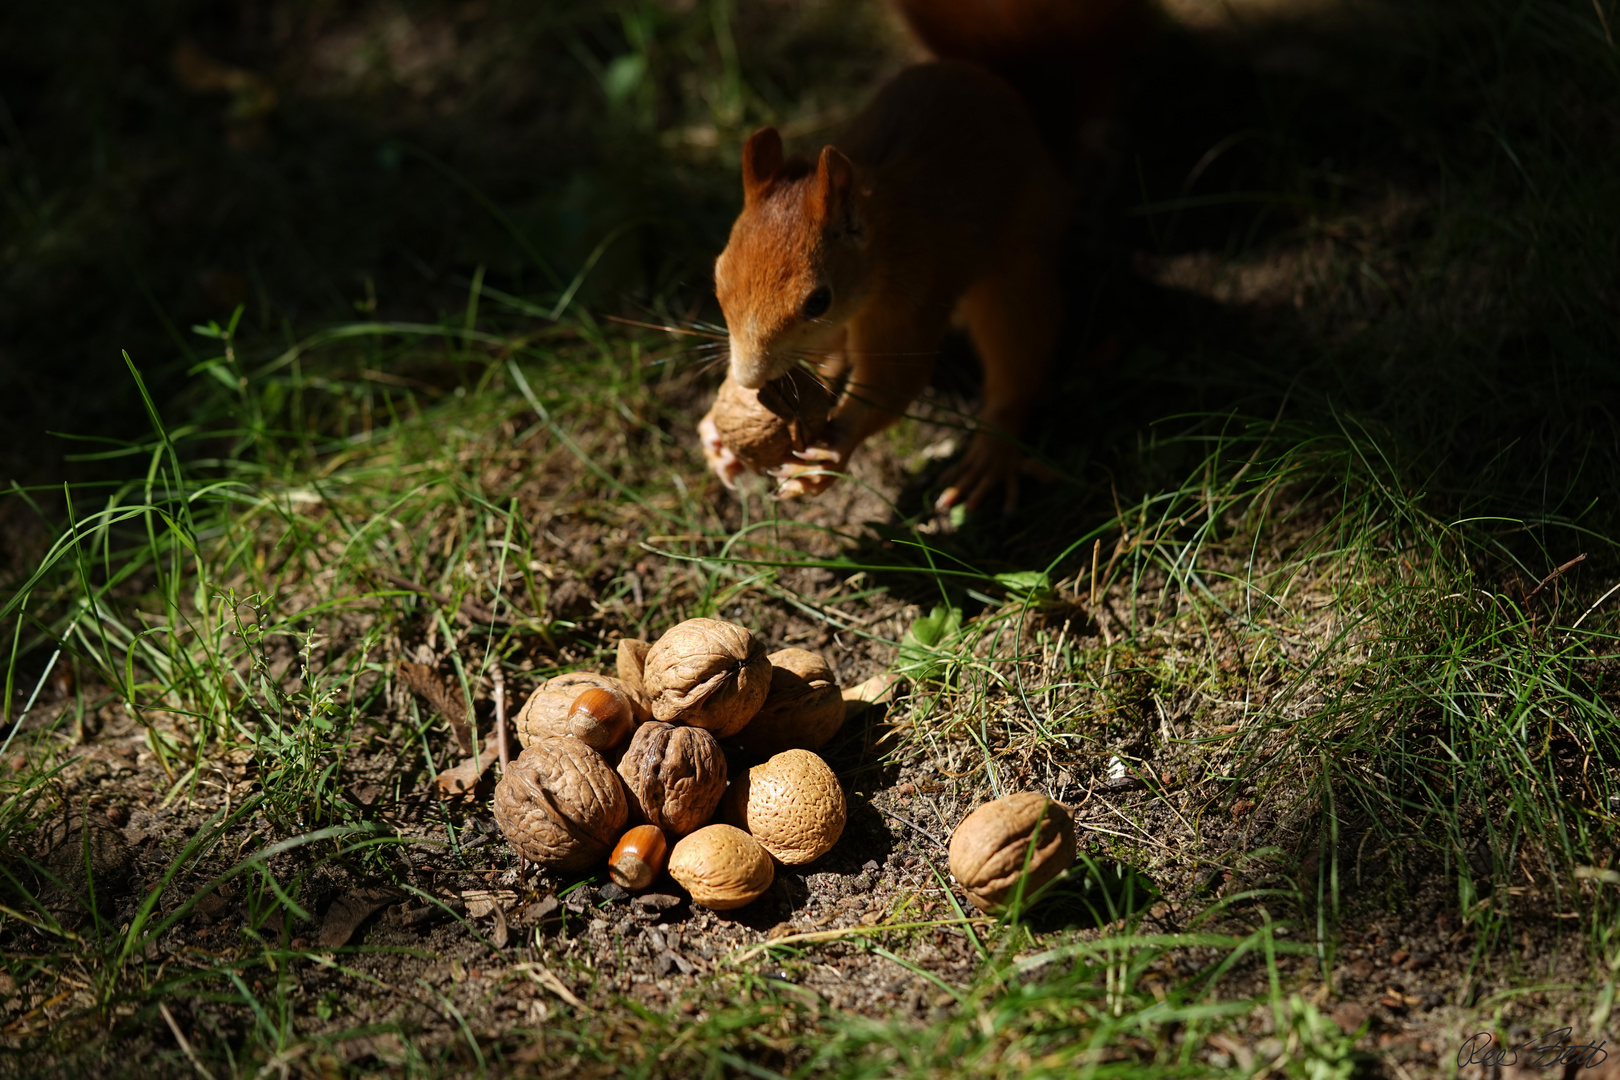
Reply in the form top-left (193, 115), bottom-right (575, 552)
top-left (617, 638), bottom-right (651, 699)
top-left (705, 367), bottom-right (835, 475)
top-left (514, 686), bottom-right (634, 752)
top-left (734, 648), bottom-right (844, 757)
top-left (947, 792), bottom-right (1076, 913)
top-left (641, 619), bottom-right (771, 736)
top-left (725, 749), bottom-right (845, 865)
top-left (493, 737), bottom-right (628, 871)
top-left (616, 722), bottom-right (728, 835)
top-left (609, 825), bottom-right (669, 891)
top-left (544, 670), bottom-right (652, 726)
top-left (667, 824), bottom-right (774, 910)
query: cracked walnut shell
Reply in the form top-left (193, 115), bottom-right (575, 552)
top-left (667, 824), bottom-right (774, 910)
top-left (641, 618), bottom-right (771, 736)
top-left (616, 722), bottom-right (728, 836)
top-left (734, 648), bottom-right (844, 757)
top-left (493, 737), bottom-right (628, 871)
top-left (724, 749), bottom-right (846, 865)
top-left (947, 792), bottom-right (1076, 913)
top-left (706, 367), bottom-right (836, 475)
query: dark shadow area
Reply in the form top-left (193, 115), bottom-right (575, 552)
top-left (1022, 854), bottom-right (1160, 931)
top-left (863, 3), bottom-right (1620, 597)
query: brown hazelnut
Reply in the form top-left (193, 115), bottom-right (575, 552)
top-left (947, 792), bottom-right (1076, 913)
top-left (667, 824), bottom-right (774, 910)
top-left (544, 670), bottom-right (652, 726)
top-left (641, 619), bottom-right (771, 736)
top-left (705, 367), bottom-right (835, 475)
top-left (609, 824), bottom-right (669, 891)
top-left (617, 638), bottom-right (651, 699)
top-left (513, 685), bottom-right (634, 752)
top-left (493, 737), bottom-right (628, 871)
top-left (724, 749), bottom-right (845, 865)
top-left (616, 722), bottom-right (727, 836)
top-left (734, 648), bottom-right (844, 757)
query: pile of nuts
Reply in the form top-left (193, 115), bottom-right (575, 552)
top-left (493, 618), bottom-right (849, 910)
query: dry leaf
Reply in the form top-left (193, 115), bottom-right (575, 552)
top-left (461, 889), bottom-right (517, 918)
top-left (434, 743), bottom-right (499, 800)
top-left (400, 660), bottom-right (473, 755)
top-left (318, 887), bottom-right (401, 949)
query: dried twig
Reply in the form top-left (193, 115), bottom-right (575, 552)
top-left (159, 1003), bottom-right (217, 1080)
top-left (1524, 553), bottom-right (1586, 604)
top-left (492, 659), bottom-right (510, 776)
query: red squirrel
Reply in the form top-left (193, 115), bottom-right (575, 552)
top-left (700, 0), bottom-right (1143, 513)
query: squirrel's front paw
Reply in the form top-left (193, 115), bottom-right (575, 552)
top-left (699, 414), bottom-right (746, 489)
top-left (936, 433), bottom-right (1051, 515)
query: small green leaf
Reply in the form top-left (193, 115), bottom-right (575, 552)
top-left (602, 53), bottom-right (646, 105)
top-left (899, 604), bottom-right (962, 679)
top-left (994, 570), bottom-right (1052, 601)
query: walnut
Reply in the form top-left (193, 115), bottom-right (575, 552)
top-left (947, 792), bottom-right (1076, 913)
top-left (704, 367), bottom-right (835, 474)
top-left (616, 722), bottom-right (728, 836)
top-left (667, 824), bottom-right (775, 910)
top-left (724, 749), bottom-right (845, 865)
top-left (734, 648), bottom-right (844, 757)
top-left (641, 619), bottom-right (771, 736)
top-left (493, 737), bottom-right (628, 871)
top-left (617, 638), bottom-right (652, 703)
top-left (544, 670), bottom-right (651, 725)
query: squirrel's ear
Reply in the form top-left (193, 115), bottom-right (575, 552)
top-left (742, 127), bottom-right (783, 204)
top-left (812, 146), bottom-right (856, 228)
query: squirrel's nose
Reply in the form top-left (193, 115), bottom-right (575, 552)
top-left (729, 338), bottom-right (771, 390)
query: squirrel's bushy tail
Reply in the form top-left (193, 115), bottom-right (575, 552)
top-left (887, 0), bottom-right (1149, 164)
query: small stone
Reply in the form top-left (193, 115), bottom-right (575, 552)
top-left (1330, 1003), bottom-right (1369, 1034)
top-left (522, 896), bottom-right (561, 924)
top-left (633, 893), bottom-right (681, 922)
top-left (895, 782), bottom-right (916, 797)
top-left (862, 860), bottom-right (881, 874)
top-left (599, 882), bottom-right (630, 902)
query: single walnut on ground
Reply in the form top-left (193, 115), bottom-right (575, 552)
top-left (493, 737), bottom-right (628, 871)
top-left (947, 792), bottom-right (1075, 913)
top-left (703, 367), bottom-right (836, 475)
top-left (734, 648), bottom-right (844, 757)
top-left (641, 618), bottom-right (771, 736)
top-left (616, 722), bottom-right (728, 835)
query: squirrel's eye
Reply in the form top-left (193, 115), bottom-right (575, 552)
top-left (801, 287), bottom-right (832, 320)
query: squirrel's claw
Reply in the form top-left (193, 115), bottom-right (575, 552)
top-left (936, 433), bottom-right (1042, 515)
top-left (791, 443), bottom-right (842, 464)
top-left (699, 414), bottom-right (746, 489)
